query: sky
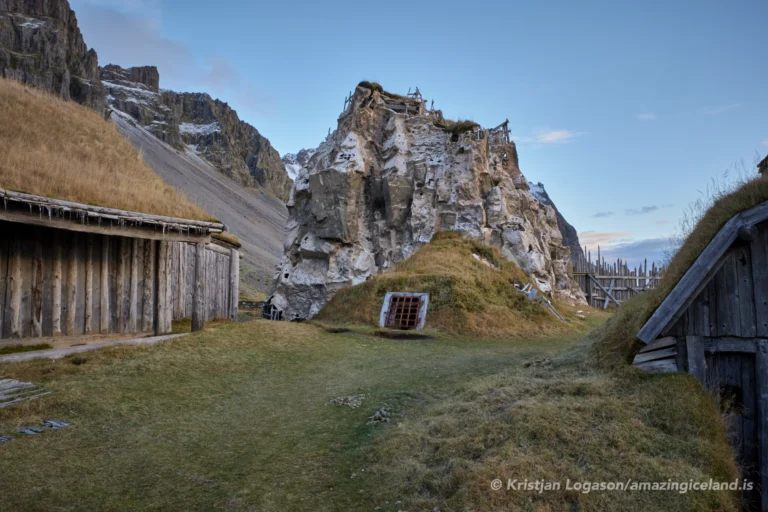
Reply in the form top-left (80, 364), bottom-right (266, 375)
top-left (70, 0), bottom-right (768, 267)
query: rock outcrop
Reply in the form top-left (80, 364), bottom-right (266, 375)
top-left (269, 83), bottom-right (585, 319)
top-left (528, 182), bottom-right (585, 267)
top-left (282, 148), bottom-right (316, 181)
top-left (0, 0), bottom-right (105, 111)
top-left (102, 64), bottom-right (291, 199)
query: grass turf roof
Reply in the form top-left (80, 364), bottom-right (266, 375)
top-left (315, 231), bottom-right (602, 338)
top-left (0, 78), bottom-right (212, 221)
top-left (594, 173), bottom-right (768, 368)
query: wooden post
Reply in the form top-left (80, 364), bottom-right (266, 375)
top-left (116, 238), bottom-right (127, 332)
top-left (129, 238), bottom-right (139, 332)
top-left (31, 240), bottom-right (43, 337)
top-left (84, 235), bottom-right (94, 334)
top-left (164, 242), bottom-right (173, 332)
top-left (685, 335), bottom-right (706, 384)
top-left (7, 240), bottom-right (22, 338)
top-left (52, 236), bottom-right (62, 336)
top-left (142, 239), bottom-right (154, 332)
top-left (229, 248), bottom-right (239, 321)
top-left (156, 241), bottom-right (172, 335)
top-left (66, 238), bottom-right (78, 335)
top-left (100, 236), bottom-right (110, 333)
top-left (756, 340), bottom-right (768, 512)
top-left (191, 242), bottom-right (205, 332)
top-left (177, 244), bottom-right (185, 318)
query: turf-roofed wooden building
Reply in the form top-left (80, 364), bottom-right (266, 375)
top-left (0, 188), bottom-right (239, 340)
top-left (633, 199), bottom-right (768, 509)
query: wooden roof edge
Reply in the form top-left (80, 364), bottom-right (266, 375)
top-left (637, 199), bottom-right (768, 343)
top-left (0, 187), bottom-right (224, 234)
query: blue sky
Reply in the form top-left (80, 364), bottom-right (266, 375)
top-left (71, 0), bottom-right (768, 267)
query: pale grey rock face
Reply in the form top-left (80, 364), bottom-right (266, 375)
top-left (270, 85), bottom-right (586, 319)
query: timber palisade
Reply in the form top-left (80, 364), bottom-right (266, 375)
top-left (0, 188), bottom-right (239, 340)
top-left (633, 199), bottom-right (768, 510)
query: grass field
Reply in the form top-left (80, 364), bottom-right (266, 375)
top-left (0, 317), bottom-right (739, 511)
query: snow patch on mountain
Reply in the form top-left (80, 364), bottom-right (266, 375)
top-left (179, 122), bottom-right (222, 136)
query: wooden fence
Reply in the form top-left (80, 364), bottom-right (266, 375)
top-left (572, 246), bottom-right (665, 309)
top-left (0, 221), bottom-right (238, 340)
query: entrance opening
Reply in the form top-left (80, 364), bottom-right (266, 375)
top-left (380, 293), bottom-right (429, 330)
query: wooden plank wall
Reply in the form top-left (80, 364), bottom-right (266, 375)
top-left (0, 222), bottom-right (238, 340)
top-left (664, 220), bottom-right (768, 338)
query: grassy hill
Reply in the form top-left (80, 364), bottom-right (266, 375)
top-left (316, 231), bottom-right (593, 338)
top-left (0, 77), bottom-right (210, 221)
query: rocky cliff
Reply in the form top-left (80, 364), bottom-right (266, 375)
top-left (282, 148), bottom-right (316, 181)
top-left (528, 182), bottom-right (585, 267)
top-left (0, 0), bottom-right (105, 111)
top-left (269, 83), bottom-right (585, 320)
top-left (102, 64), bottom-right (291, 199)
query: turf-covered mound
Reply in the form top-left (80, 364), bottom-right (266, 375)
top-left (594, 173), bottom-right (768, 368)
top-left (315, 232), bottom-right (590, 338)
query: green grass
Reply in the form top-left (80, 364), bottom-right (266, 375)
top-left (0, 319), bottom-right (738, 511)
top-left (0, 343), bottom-right (52, 356)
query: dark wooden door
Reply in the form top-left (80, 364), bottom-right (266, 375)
top-left (705, 351), bottom-right (760, 509)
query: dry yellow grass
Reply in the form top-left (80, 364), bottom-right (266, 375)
top-left (0, 77), bottom-right (212, 221)
top-left (594, 173), bottom-right (768, 367)
top-left (316, 231), bottom-right (606, 338)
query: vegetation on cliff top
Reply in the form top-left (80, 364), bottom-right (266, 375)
top-left (594, 171), bottom-right (768, 368)
top-left (0, 77), bottom-right (212, 221)
top-left (316, 231), bottom-right (597, 338)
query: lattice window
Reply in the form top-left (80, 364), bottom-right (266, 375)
top-left (384, 295), bottom-right (423, 330)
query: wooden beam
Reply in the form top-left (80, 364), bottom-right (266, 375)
top-left (0, 187), bottom-right (224, 231)
top-left (66, 238), bottom-right (78, 335)
top-left (156, 241), bottom-right (171, 335)
top-left (7, 240), bottom-right (22, 339)
top-left (637, 336), bottom-right (677, 354)
top-left (701, 337), bottom-right (761, 354)
top-left (229, 249), bottom-right (239, 321)
top-left (84, 235), bottom-right (94, 335)
top-left (0, 209), bottom-right (213, 243)
top-left (128, 238), bottom-right (139, 332)
top-left (191, 243), bottom-right (205, 332)
top-left (686, 335), bottom-right (706, 384)
top-left (603, 278), bottom-right (615, 310)
top-left (588, 274), bottom-right (620, 307)
top-left (141, 240), bottom-right (154, 332)
top-left (52, 235), bottom-right (62, 336)
top-left (638, 200), bottom-right (768, 343)
top-left (116, 238), bottom-right (127, 332)
top-left (31, 240), bottom-right (43, 338)
top-left (100, 236), bottom-right (110, 334)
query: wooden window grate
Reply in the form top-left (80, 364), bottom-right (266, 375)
top-left (384, 295), bottom-right (423, 330)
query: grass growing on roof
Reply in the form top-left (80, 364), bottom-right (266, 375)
top-left (593, 173), bottom-right (768, 368)
top-left (0, 77), bottom-right (212, 221)
top-left (315, 231), bottom-right (598, 338)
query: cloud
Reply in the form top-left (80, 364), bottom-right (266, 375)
top-left (577, 232), bottom-right (668, 267)
top-left (762, 139), bottom-right (768, 147)
top-left (625, 205), bottom-right (658, 215)
top-left (655, 219), bottom-right (670, 225)
top-left (578, 231), bottom-right (631, 248)
top-left (592, 211), bottom-right (615, 218)
top-left (636, 113), bottom-right (656, 120)
top-left (699, 104), bottom-right (741, 115)
top-left (513, 129), bottom-right (585, 145)
top-left (598, 238), bottom-right (668, 268)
